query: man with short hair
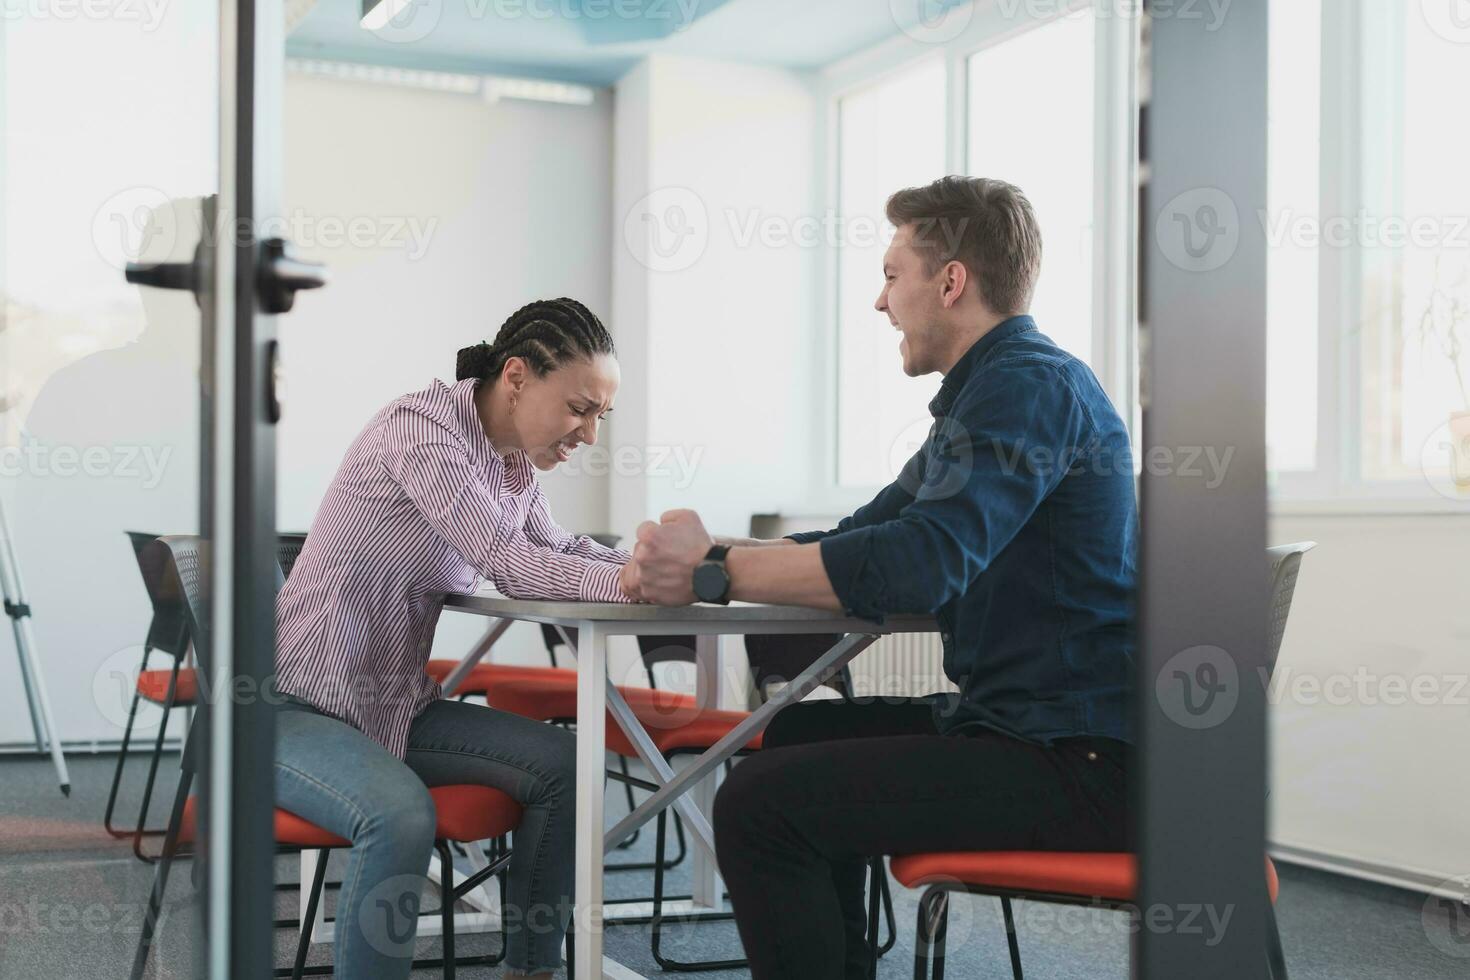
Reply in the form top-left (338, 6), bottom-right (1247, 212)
top-left (630, 175), bottom-right (1137, 980)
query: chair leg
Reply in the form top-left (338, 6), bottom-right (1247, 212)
top-left (669, 808), bottom-right (688, 868)
top-left (650, 808), bottom-right (669, 963)
top-left (912, 887), bottom-right (949, 980)
top-left (867, 859), bottom-right (882, 979)
top-left (291, 849), bottom-right (331, 979)
top-left (649, 807), bottom-right (744, 972)
top-left (439, 840), bottom-right (456, 980)
top-left (129, 767), bottom-right (192, 980)
top-left (132, 663), bottom-right (185, 862)
top-left (104, 650), bottom-right (150, 839)
top-left (931, 891), bottom-right (949, 980)
top-left (616, 755), bottom-right (641, 849)
top-left (1266, 903), bottom-right (1289, 980)
top-left (1001, 897), bottom-right (1023, 980)
top-left (879, 869), bottom-right (898, 955)
top-left (913, 887), bottom-right (938, 980)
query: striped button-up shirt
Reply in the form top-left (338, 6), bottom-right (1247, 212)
top-left (275, 377), bottom-right (630, 758)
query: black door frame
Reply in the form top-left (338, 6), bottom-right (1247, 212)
top-left (1138, 1), bottom-right (1272, 977)
top-left (199, 2), bottom-right (284, 976)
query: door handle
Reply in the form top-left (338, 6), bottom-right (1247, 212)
top-left (124, 234), bottom-right (208, 305)
top-left (123, 259), bottom-right (198, 293)
top-left (257, 237), bottom-right (327, 314)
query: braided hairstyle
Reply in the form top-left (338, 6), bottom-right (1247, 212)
top-left (456, 298), bottom-right (615, 384)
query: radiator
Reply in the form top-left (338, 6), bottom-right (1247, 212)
top-left (847, 631), bottom-right (957, 699)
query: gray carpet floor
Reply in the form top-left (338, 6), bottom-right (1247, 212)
top-left (2, 751), bottom-right (1464, 979)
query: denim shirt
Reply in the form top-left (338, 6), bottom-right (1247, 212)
top-left (790, 316), bottom-right (1137, 744)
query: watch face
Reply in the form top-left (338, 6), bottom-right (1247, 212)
top-left (692, 561), bottom-right (728, 602)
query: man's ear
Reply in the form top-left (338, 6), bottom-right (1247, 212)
top-left (939, 259), bottom-right (969, 309)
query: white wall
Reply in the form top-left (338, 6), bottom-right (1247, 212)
top-left (610, 54), bottom-right (822, 543)
top-left (279, 71), bottom-right (622, 673)
top-left (1267, 512), bottom-right (1470, 891)
top-left (0, 69), bottom-right (630, 751)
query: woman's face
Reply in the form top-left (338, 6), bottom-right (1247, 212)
top-left (509, 353), bottom-right (620, 471)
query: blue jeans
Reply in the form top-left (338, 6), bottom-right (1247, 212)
top-left (274, 695), bottom-right (576, 978)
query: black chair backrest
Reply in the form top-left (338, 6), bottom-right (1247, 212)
top-left (276, 532), bottom-right (308, 581)
top-left (125, 530), bottom-right (191, 660)
top-left (150, 533), bottom-right (298, 771)
top-left (150, 535), bottom-right (212, 666)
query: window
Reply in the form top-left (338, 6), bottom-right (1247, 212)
top-left (827, 3), bottom-right (1136, 498)
top-left (1266, 1), bottom-right (1470, 502)
top-left (1357, 4), bottom-right (1470, 487)
top-left (967, 9), bottom-right (1095, 364)
top-left (834, 57), bottom-right (946, 489)
top-left (1265, 0), bottom-right (1322, 474)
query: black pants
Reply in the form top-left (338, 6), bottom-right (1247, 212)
top-left (713, 697), bottom-right (1131, 980)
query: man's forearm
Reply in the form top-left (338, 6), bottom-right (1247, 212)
top-left (725, 542), bottom-right (842, 611)
top-left (714, 535), bottom-right (797, 548)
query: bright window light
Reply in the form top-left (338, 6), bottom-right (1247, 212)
top-left (834, 57), bottom-right (947, 489)
top-left (967, 10), bottom-right (1095, 365)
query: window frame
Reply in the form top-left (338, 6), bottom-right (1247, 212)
top-left (1269, 0), bottom-right (1470, 513)
top-left (812, 0), bottom-right (1139, 514)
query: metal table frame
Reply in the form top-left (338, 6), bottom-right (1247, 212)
top-left (440, 593), bottom-right (937, 979)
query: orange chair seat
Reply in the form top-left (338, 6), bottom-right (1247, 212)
top-left (484, 677), bottom-right (692, 720)
top-left (137, 667), bottom-right (199, 705)
top-left (485, 678), bottom-right (763, 756)
top-left (175, 784), bottom-right (521, 850)
top-left (889, 851), bottom-right (1279, 904)
top-left (607, 707), bottom-right (765, 757)
top-left (425, 659), bottom-right (576, 695)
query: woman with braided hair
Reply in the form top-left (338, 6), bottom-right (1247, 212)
top-left (272, 297), bottom-right (636, 979)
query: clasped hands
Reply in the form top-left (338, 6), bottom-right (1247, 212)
top-left (617, 509), bottom-right (714, 605)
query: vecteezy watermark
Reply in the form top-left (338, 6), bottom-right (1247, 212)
top-left (361, 0), bottom-right (442, 43)
top-left (1422, 875), bottom-right (1470, 958)
top-left (889, 0), bottom-right (974, 44)
top-left (0, 0), bottom-right (169, 30)
top-left (1420, 0), bottom-right (1470, 45)
top-left (1260, 209), bottom-right (1470, 251)
top-left (92, 656), bottom-right (433, 732)
top-left (1262, 666), bottom-right (1470, 709)
top-left (0, 897), bottom-right (149, 936)
top-left (0, 438), bottom-right (172, 488)
top-left (92, 186), bottom-right (439, 272)
top-left (887, 418), bottom-right (1235, 501)
top-left (1156, 645), bottom-right (1239, 729)
top-left (359, 873), bottom-right (430, 958)
top-left (996, 0), bottom-right (1232, 31)
top-left (1157, 188), bottom-right (1470, 273)
top-left (1420, 414), bottom-right (1470, 501)
top-left (366, 0), bottom-right (707, 44)
top-left (559, 443), bottom-right (704, 489)
top-left (622, 187), bottom-right (710, 273)
top-left (621, 192), bottom-right (981, 273)
top-left (1155, 187), bottom-right (1241, 273)
top-left (1014, 897), bottom-right (1235, 945)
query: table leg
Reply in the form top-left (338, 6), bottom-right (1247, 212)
top-left (603, 632), bottom-right (879, 851)
top-left (691, 634), bottom-right (725, 910)
top-left (573, 620), bottom-right (607, 979)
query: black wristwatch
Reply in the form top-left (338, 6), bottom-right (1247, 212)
top-left (692, 544), bottom-right (732, 604)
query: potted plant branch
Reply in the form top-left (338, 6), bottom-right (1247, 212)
top-left (1416, 255), bottom-right (1470, 492)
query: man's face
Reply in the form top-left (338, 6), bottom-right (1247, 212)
top-left (875, 224), bottom-right (947, 377)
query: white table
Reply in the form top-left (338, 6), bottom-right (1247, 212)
top-left (440, 591), bottom-right (938, 980)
